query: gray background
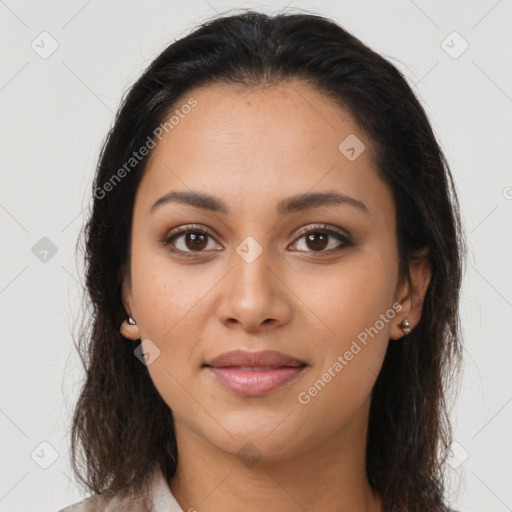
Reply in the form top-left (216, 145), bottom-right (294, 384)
top-left (1, 0), bottom-right (511, 510)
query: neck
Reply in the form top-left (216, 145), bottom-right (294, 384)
top-left (169, 397), bottom-right (381, 512)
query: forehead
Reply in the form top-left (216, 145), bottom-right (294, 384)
top-left (135, 81), bottom-right (394, 221)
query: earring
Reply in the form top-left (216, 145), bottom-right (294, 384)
top-left (127, 317), bottom-right (136, 325)
top-left (399, 318), bottom-right (411, 335)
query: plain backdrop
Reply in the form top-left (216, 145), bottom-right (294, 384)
top-left (1, 1), bottom-right (511, 511)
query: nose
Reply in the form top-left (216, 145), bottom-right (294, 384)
top-left (215, 248), bottom-right (292, 333)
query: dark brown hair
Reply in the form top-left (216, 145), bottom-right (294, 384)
top-left (70, 9), bottom-right (466, 511)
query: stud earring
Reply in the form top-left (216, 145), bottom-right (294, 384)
top-left (399, 318), bottom-right (411, 335)
top-left (127, 317), bottom-right (136, 325)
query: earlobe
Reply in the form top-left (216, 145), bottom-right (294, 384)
top-left (391, 248), bottom-right (431, 340)
top-left (120, 316), bottom-right (140, 340)
top-left (390, 271), bottom-right (412, 340)
top-left (120, 270), bottom-right (139, 340)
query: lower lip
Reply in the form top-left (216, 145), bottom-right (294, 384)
top-left (206, 366), bottom-right (307, 397)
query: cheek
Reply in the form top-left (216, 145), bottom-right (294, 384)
top-left (289, 254), bottom-right (396, 432)
top-left (290, 254), bottom-right (395, 404)
top-left (130, 250), bottom-right (211, 406)
top-left (130, 255), bottom-right (207, 413)
top-left (131, 243), bottom-right (210, 339)
top-left (293, 253), bottom-right (397, 343)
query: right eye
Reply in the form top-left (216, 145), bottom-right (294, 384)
top-left (160, 224), bottom-right (223, 255)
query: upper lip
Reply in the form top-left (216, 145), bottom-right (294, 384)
top-left (203, 349), bottom-right (307, 368)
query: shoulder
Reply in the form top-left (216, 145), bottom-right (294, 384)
top-left (58, 492), bottom-right (149, 512)
top-left (58, 464), bottom-right (183, 512)
top-left (58, 493), bottom-right (113, 512)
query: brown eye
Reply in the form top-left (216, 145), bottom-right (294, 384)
top-left (181, 232), bottom-right (208, 251)
top-left (161, 225), bottom-right (221, 254)
top-left (160, 223), bottom-right (352, 258)
top-left (304, 232), bottom-right (329, 251)
top-left (289, 224), bottom-right (352, 256)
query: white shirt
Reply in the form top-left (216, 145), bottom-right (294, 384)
top-left (59, 464), bottom-right (184, 512)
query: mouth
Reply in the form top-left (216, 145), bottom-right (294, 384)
top-left (204, 365), bottom-right (308, 397)
top-left (202, 350), bottom-right (308, 397)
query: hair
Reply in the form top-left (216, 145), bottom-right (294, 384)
top-left (70, 9), bottom-right (466, 512)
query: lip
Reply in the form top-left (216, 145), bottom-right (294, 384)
top-left (206, 366), bottom-right (307, 397)
top-left (203, 349), bottom-right (307, 368)
top-left (203, 350), bottom-right (308, 397)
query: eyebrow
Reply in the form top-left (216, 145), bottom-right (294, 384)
top-left (150, 190), bottom-right (369, 216)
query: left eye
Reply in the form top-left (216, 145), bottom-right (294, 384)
top-left (288, 224), bottom-right (352, 255)
top-left (160, 224), bottom-right (352, 256)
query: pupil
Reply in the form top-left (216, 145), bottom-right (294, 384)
top-left (187, 232), bottom-right (207, 250)
top-left (307, 233), bottom-right (327, 251)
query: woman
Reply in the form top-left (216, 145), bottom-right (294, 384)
top-left (61, 10), bottom-right (465, 512)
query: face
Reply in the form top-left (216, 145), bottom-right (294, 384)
top-left (121, 81), bottom-right (429, 461)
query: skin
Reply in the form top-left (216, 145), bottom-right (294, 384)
top-left (120, 80), bottom-right (431, 512)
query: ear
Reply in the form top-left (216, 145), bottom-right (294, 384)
top-left (390, 248), bottom-right (431, 340)
top-left (120, 268), bottom-right (140, 340)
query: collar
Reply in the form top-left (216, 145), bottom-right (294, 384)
top-left (148, 464), bottom-right (184, 512)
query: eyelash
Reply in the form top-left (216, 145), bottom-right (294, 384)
top-left (159, 223), bottom-right (353, 258)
